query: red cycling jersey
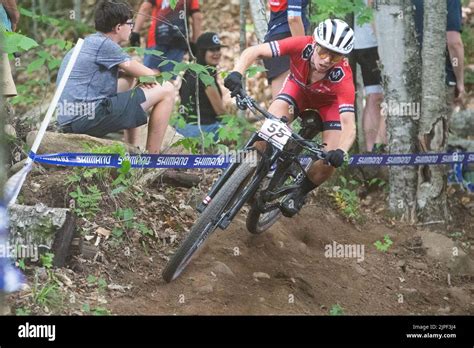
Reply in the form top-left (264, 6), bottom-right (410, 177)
top-left (268, 35), bottom-right (355, 130)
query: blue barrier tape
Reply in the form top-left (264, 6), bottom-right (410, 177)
top-left (29, 152), bottom-right (474, 169)
top-left (29, 152), bottom-right (234, 169)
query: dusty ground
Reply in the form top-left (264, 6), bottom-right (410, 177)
top-left (11, 167), bottom-right (473, 316)
top-left (106, 187), bottom-right (474, 316)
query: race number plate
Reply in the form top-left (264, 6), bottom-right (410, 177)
top-left (257, 119), bottom-right (292, 150)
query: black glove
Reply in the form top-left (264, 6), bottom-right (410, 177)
top-left (224, 71), bottom-right (243, 97)
top-left (324, 149), bottom-right (346, 168)
top-left (130, 32), bottom-right (140, 47)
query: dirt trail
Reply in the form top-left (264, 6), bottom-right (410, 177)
top-left (108, 192), bottom-right (473, 315)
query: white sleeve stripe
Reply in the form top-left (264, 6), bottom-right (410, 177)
top-left (287, 10), bottom-right (302, 16)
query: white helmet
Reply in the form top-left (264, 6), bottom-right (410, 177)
top-left (314, 19), bottom-right (354, 55)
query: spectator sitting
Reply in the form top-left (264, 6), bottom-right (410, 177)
top-left (56, 0), bottom-right (175, 154)
top-left (177, 32), bottom-right (226, 138)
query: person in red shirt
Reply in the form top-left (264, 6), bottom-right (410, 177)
top-left (225, 19), bottom-right (356, 217)
top-left (131, 0), bottom-right (202, 74)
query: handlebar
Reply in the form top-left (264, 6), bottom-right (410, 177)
top-left (234, 88), bottom-right (326, 161)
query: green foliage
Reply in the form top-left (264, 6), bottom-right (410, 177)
top-left (462, 24), bottom-right (474, 65)
top-left (17, 259), bottom-right (26, 271)
top-left (32, 278), bottom-right (64, 311)
top-left (329, 303), bottom-right (345, 315)
top-left (246, 65), bottom-right (267, 78)
top-left (172, 112), bottom-right (255, 154)
top-left (81, 303), bottom-right (110, 316)
top-left (92, 307), bottom-right (111, 316)
top-left (169, 0), bottom-right (178, 10)
top-left (16, 307), bottom-right (31, 316)
top-left (114, 208), bottom-right (153, 238)
top-left (331, 176), bottom-right (361, 220)
top-left (171, 111), bottom-right (188, 129)
top-left (218, 114), bottom-right (256, 148)
top-left (367, 177), bottom-right (386, 189)
top-left (374, 234), bottom-right (393, 252)
top-left (40, 252), bottom-right (54, 269)
top-left (0, 30), bottom-right (39, 54)
top-left (69, 185), bottom-right (102, 218)
top-left (87, 275), bottom-right (108, 292)
top-left (19, 7), bottom-right (93, 34)
top-left (10, 79), bottom-right (47, 106)
top-left (6, 7), bottom-right (93, 108)
top-left (311, 0), bottom-right (373, 25)
top-left (66, 144), bottom-right (133, 213)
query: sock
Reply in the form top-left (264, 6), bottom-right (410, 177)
top-left (300, 176), bottom-right (317, 195)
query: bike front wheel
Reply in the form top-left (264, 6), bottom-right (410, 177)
top-left (162, 159), bottom-right (257, 282)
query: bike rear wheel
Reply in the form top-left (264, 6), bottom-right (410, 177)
top-left (162, 159), bottom-right (256, 282)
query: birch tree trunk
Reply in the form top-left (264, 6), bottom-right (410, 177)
top-left (375, 0), bottom-right (420, 222)
top-left (248, 0), bottom-right (268, 43)
top-left (73, 0), bottom-right (82, 22)
top-left (417, 0), bottom-right (448, 224)
top-left (239, 0), bottom-right (248, 118)
top-left (1, 37), bottom-right (7, 312)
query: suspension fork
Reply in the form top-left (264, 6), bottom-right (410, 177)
top-left (197, 133), bottom-right (263, 213)
top-left (257, 123), bottom-right (318, 207)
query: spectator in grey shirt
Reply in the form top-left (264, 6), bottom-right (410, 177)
top-left (57, 0), bottom-right (175, 154)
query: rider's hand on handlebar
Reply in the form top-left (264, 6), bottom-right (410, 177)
top-left (224, 71), bottom-right (243, 97)
top-left (324, 149), bottom-right (346, 168)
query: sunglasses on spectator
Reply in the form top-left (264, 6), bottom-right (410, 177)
top-left (315, 45), bottom-right (344, 63)
top-left (207, 47), bottom-right (221, 52)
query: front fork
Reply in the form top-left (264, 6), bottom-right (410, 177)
top-left (196, 132), bottom-right (275, 213)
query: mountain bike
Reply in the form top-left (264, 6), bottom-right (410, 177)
top-left (162, 88), bottom-right (327, 282)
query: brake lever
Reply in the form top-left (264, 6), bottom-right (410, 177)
top-left (236, 95), bottom-right (248, 111)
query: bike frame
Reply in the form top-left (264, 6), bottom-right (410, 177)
top-left (197, 89), bottom-right (326, 229)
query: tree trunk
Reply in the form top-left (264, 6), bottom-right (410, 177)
top-left (375, 0), bottom-right (420, 222)
top-left (451, 110), bottom-right (474, 138)
top-left (1, 32), bottom-right (6, 309)
top-left (248, 0), bottom-right (268, 43)
top-left (417, 0), bottom-right (448, 224)
top-left (74, 0), bottom-right (82, 22)
top-left (239, 0), bottom-right (248, 119)
top-left (39, 0), bottom-right (48, 16)
top-left (8, 204), bottom-right (76, 267)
